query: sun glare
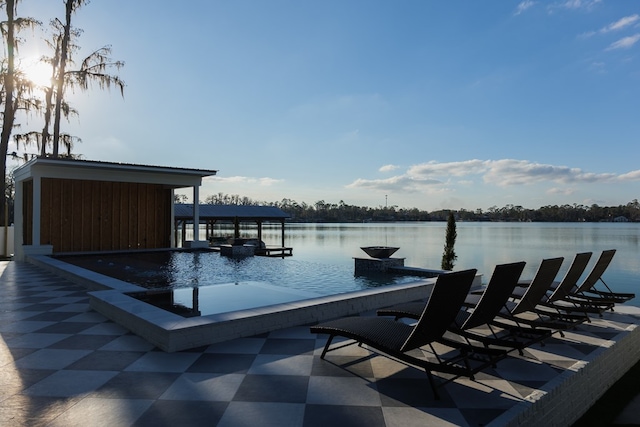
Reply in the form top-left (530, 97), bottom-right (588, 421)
top-left (22, 57), bottom-right (53, 88)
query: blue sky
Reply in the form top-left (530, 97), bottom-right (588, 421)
top-left (13, 0), bottom-right (640, 211)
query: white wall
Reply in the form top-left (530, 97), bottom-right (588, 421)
top-left (0, 226), bottom-right (14, 257)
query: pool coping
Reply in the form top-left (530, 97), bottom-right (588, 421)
top-left (27, 254), bottom-right (441, 352)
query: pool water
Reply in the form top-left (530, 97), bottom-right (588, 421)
top-left (58, 249), bottom-right (422, 296)
top-left (127, 281), bottom-right (323, 317)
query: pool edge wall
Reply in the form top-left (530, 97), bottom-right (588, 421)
top-left (26, 253), bottom-right (437, 352)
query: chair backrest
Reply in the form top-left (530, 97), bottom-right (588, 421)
top-left (511, 257), bottom-right (564, 315)
top-left (574, 249), bottom-right (616, 293)
top-left (459, 261), bottom-right (526, 330)
top-left (401, 269), bottom-right (477, 352)
top-left (547, 252), bottom-right (592, 302)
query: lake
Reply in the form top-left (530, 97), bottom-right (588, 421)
top-left (64, 222), bottom-right (640, 305)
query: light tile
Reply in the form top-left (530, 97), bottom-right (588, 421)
top-left (159, 372), bottom-right (245, 401)
top-left (307, 376), bottom-right (382, 406)
top-left (218, 402), bottom-right (305, 427)
top-left (124, 351), bottom-right (200, 372)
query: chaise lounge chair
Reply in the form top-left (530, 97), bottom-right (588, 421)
top-left (310, 269), bottom-right (504, 398)
top-left (492, 257), bottom-right (586, 332)
top-left (378, 262), bottom-right (549, 356)
top-left (560, 249), bottom-right (634, 305)
top-left (540, 251), bottom-right (618, 317)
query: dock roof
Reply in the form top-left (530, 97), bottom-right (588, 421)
top-left (174, 204), bottom-right (290, 221)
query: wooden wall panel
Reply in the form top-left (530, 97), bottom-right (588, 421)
top-left (81, 181), bottom-right (93, 251)
top-left (38, 178), bottom-right (172, 253)
top-left (22, 180), bottom-right (33, 245)
top-left (111, 182), bottom-right (120, 249)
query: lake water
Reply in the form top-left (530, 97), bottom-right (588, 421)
top-left (266, 222), bottom-right (640, 305)
top-left (64, 222), bottom-right (640, 306)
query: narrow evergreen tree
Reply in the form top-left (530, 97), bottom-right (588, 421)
top-left (441, 211), bottom-right (457, 270)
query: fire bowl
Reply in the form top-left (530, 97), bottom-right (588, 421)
top-left (360, 246), bottom-right (400, 259)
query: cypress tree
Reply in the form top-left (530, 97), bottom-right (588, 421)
top-left (441, 211), bottom-right (457, 270)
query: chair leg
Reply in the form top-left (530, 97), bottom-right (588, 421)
top-left (425, 370), bottom-right (440, 400)
top-left (320, 335), bottom-right (335, 359)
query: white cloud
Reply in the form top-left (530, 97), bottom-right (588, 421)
top-left (548, 0), bottom-right (601, 13)
top-left (208, 175), bottom-right (283, 186)
top-left (547, 187), bottom-right (576, 195)
top-left (346, 175), bottom-right (443, 193)
top-left (606, 34), bottom-right (640, 50)
top-left (258, 177), bottom-right (283, 186)
top-left (346, 159), bottom-right (638, 195)
top-left (601, 15), bottom-right (640, 33)
top-left (514, 0), bottom-right (535, 16)
top-left (559, 0), bottom-right (601, 10)
top-left (618, 170), bottom-right (640, 181)
top-left (379, 164), bottom-right (400, 173)
top-left (408, 159), bottom-right (487, 177)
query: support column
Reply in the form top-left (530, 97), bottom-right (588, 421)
top-left (281, 220), bottom-right (285, 248)
top-left (32, 175), bottom-right (41, 246)
top-left (170, 190), bottom-right (176, 248)
top-left (184, 186), bottom-right (208, 248)
top-left (193, 186), bottom-right (200, 242)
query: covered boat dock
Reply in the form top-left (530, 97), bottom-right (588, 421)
top-left (173, 204), bottom-right (291, 255)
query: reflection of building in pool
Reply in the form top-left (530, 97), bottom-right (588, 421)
top-left (13, 157), bottom-right (217, 260)
top-left (173, 204), bottom-right (292, 257)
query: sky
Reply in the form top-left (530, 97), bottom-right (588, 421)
top-left (10, 0), bottom-right (640, 211)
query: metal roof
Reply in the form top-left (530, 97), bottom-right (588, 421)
top-left (18, 157), bottom-right (218, 176)
top-left (174, 204), bottom-right (290, 220)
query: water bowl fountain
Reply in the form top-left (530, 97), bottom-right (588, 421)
top-left (360, 246), bottom-right (400, 259)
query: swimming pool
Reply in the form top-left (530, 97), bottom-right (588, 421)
top-left (56, 249), bottom-right (421, 296)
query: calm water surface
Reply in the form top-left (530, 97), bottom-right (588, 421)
top-left (68, 222), bottom-right (640, 305)
top-left (269, 222), bottom-right (640, 304)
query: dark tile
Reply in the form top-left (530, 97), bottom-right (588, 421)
top-left (302, 404), bottom-right (386, 427)
top-left (460, 408), bottom-right (506, 426)
top-left (14, 368), bottom-right (57, 388)
top-left (24, 312), bottom-right (78, 322)
top-left (15, 297), bottom-right (53, 304)
top-left (47, 335), bottom-right (118, 350)
top-left (376, 377), bottom-right (451, 407)
top-left (33, 322), bottom-right (95, 334)
top-left (570, 344), bottom-right (597, 355)
top-left (97, 372), bottom-right (180, 399)
top-left (233, 374), bottom-right (308, 403)
top-left (65, 350), bottom-right (144, 371)
top-left (7, 346), bottom-right (39, 361)
top-left (260, 338), bottom-right (316, 355)
top-left (20, 304), bottom-right (64, 312)
top-left (134, 400), bottom-right (228, 427)
top-left (187, 353), bottom-right (256, 374)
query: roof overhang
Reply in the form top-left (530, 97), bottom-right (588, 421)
top-left (13, 157), bottom-right (218, 189)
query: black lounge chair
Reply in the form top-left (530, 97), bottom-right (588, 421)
top-left (540, 251), bottom-right (617, 317)
top-left (492, 257), bottom-right (587, 332)
top-left (442, 262), bottom-right (556, 355)
top-left (310, 269), bottom-right (502, 398)
top-left (379, 262), bottom-right (547, 356)
top-left (561, 249), bottom-right (634, 305)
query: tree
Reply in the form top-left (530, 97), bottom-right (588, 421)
top-left (441, 211), bottom-right (457, 270)
top-left (48, 0), bottom-right (124, 157)
top-left (0, 0), bottom-right (39, 224)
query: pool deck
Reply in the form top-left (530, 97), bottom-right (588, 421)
top-left (2, 260), bottom-right (640, 426)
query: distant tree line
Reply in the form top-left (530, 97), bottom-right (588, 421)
top-left (202, 193), bottom-right (640, 223)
